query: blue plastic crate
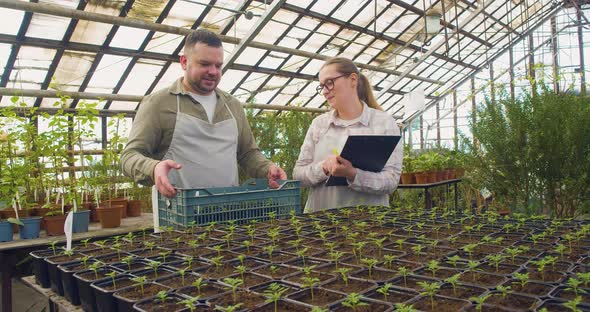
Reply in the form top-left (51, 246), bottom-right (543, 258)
top-left (158, 179), bottom-right (301, 229)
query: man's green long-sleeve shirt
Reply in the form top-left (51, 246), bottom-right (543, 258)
top-left (121, 78), bottom-right (272, 186)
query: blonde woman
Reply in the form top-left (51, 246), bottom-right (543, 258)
top-left (293, 57), bottom-right (403, 212)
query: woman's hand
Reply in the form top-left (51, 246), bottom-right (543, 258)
top-left (322, 156), bottom-right (357, 182)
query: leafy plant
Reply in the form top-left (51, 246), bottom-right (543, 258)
top-left (334, 267), bottom-right (352, 286)
top-left (418, 281), bottom-right (440, 310)
top-left (470, 294), bottom-right (492, 312)
top-left (444, 273), bottom-right (461, 295)
top-left (131, 276), bottom-right (147, 295)
top-left (192, 277), bottom-right (208, 296)
top-left (221, 277), bottom-right (243, 303)
top-left (361, 258), bottom-right (378, 279)
top-left (214, 303), bottom-right (243, 312)
top-left (513, 272), bottom-right (530, 289)
top-left (262, 282), bottom-right (289, 312)
top-left (376, 282), bottom-right (393, 301)
top-left (301, 276), bottom-right (320, 302)
top-left (341, 293), bottom-right (368, 311)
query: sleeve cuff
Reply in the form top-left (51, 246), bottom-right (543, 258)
top-left (347, 169), bottom-right (365, 191)
top-left (312, 161), bottom-right (328, 181)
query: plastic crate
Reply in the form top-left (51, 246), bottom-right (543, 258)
top-left (158, 179), bottom-right (301, 229)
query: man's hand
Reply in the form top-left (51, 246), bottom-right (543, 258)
top-left (154, 160), bottom-right (182, 198)
top-left (322, 155), bottom-right (340, 176)
top-left (329, 156), bottom-right (357, 182)
top-left (267, 164), bottom-right (287, 189)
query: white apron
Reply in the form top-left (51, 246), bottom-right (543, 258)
top-left (305, 126), bottom-right (389, 213)
top-left (152, 95), bottom-right (239, 230)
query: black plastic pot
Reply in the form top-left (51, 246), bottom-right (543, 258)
top-left (112, 282), bottom-right (170, 312)
top-left (46, 253), bottom-right (81, 296)
top-left (133, 292), bottom-right (192, 312)
top-left (73, 266), bottom-right (120, 312)
top-left (58, 259), bottom-right (99, 305)
top-left (29, 249), bottom-right (55, 288)
top-left (91, 274), bottom-right (136, 312)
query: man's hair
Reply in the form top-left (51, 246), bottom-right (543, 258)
top-left (184, 29), bottom-right (222, 55)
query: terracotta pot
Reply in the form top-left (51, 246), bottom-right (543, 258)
top-left (107, 198), bottom-right (128, 218)
top-left (401, 173), bottom-right (415, 185)
top-left (96, 206), bottom-right (122, 228)
top-left (436, 170), bottom-right (445, 182)
top-left (427, 171), bottom-right (438, 183)
top-left (446, 168), bottom-right (455, 180)
top-left (415, 172), bottom-right (429, 184)
top-left (455, 168), bottom-right (465, 178)
top-left (127, 200), bottom-right (142, 217)
top-left (44, 214), bottom-right (66, 236)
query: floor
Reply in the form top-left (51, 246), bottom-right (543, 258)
top-left (0, 278), bottom-right (47, 312)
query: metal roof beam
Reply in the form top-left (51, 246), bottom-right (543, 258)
top-left (282, 3), bottom-right (478, 70)
top-left (403, 4), bottom-right (562, 127)
top-left (375, 0), bottom-right (488, 100)
top-left (0, 0), bottom-right (442, 85)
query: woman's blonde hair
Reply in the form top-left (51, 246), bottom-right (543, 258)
top-left (321, 57), bottom-right (382, 111)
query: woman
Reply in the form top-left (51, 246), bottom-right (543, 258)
top-left (293, 57), bottom-right (403, 212)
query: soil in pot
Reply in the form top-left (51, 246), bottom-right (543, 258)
top-left (114, 283), bottom-right (170, 312)
top-left (410, 295), bottom-right (470, 312)
top-left (350, 268), bottom-right (398, 282)
top-left (283, 271), bottom-right (336, 286)
top-left (365, 287), bottom-right (417, 304)
top-left (502, 279), bottom-right (553, 297)
top-left (156, 272), bottom-right (203, 289)
top-left (252, 264), bottom-right (300, 279)
top-left (176, 283), bottom-right (227, 300)
top-left (251, 299), bottom-right (311, 312)
top-left (230, 272), bottom-right (272, 289)
top-left (134, 294), bottom-right (195, 312)
top-left (331, 299), bottom-right (392, 312)
top-left (287, 287), bottom-right (346, 307)
top-left (459, 271), bottom-right (506, 288)
top-left (485, 292), bottom-right (540, 310)
top-left (207, 289), bottom-right (266, 310)
top-left (323, 277), bottom-right (376, 294)
top-left (437, 283), bottom-right (486, 299)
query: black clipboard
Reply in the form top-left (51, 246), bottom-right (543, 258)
top-left (325, 135), bottom-right (401, 186)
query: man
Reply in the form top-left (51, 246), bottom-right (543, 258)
top-left (121, 29), bottom-right (287, 201)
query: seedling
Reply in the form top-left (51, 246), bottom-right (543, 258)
top-left (173, 237), bottom-right (182, 248)
top-left (411, 244), bottom-right (425, 256)
top-left (131, 276), bottom-right (147, 295)
top-left (234, 265), bottom-right (247, 282)
top-left (180, 297), bottom-right (200, 312)
top-left (554, 243), bottom-right (567, 258)
top-left (383, 254), bottom-right (397, 269)
top-left (80, 238), bottom-right (91, 248)
top-left (183, 256), bottom-right (194, 269)
top-left (576, 272), bottom-right (590, 287)
top-left (106, 271), bottom-right (117, 288)
top-left (157, 251), bottom-right (170, 263)
top-left (469, 294), bottom-right (492, 312)
top-left (418, 281), bottom-right (440, 310)
top-left (296, 247), bottom-right (309, 266)
top-left (486, 254), bottom-right (506, 273)
top-left (242, 240), bottom-right (252, 254)
top-left (143, 241), bottom-right (155, 252)
top-left (361, 258), bottom-right (378, 279)
top-left (505, 247), bottom-right (522, 264)
top-left (447, 255), bottom-right (461, 268)
top-left (80, 255), bottom-right (91, 268)
top-left (513, 272), bottom-right (530, 289)
top-left (147, 260), bottom-right (162, 278)
top-left (121, 255), bottom-right (135, 271)
top-left (212, 244), bottom-right (224, 257)
top-left (88, 262), bottom-right (102, 279)
top-left (376, 282), bottom-right (393, 301)
top-left (565, 277), bottom-right (585, 296)
top-left (154, 290), bottom-right (169, 303)
top-left (467, 260), bottom-right (480, 281)
top-left (301, 276), bottom-right (320, 302)
top-left (496, 285), bottom-right (512, 298)
top-left (237, 254), bottom-right (246, 266)
top-left (341, 293), bottom-right (368, 311)
top-left (562, 296), bottom-right (583, 312)
top-left (462, 243), bottom-right (478, 260)
top-left (263, 245), bottom-right (275, 261)
top-left (398, 266), bottom-right (410, 287)
top-left (394, 303), bottom-right (418, 312)
top-left (192, 277), bottom-right (208, 296)
top-left (426, 260), bottom-right (440, 278)
top-left (178, 268), bottom-right (188, 286)
top-left (329, 251), bottom-right (344, 269)
top-left (262, 282), bottom-right (289, 312)
top-left (95, 240), bottom-right (107, 251)
top-left (221, 277), bottom-right (243, 303)
top-left (372, 237), bottom-right (387, 257)
top-left (310, 307), bottom-right (329, 312)
top-left (211, 256), bottom-right (224, 272)
top-left (444, 273), bottom-right (461, 295)
top-left (334, 267), bottom-right (352, 286)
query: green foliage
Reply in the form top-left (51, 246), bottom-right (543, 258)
top-left (465, 88), bottom-right (590, 217)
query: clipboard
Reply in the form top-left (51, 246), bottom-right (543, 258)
top-left (326, 135), bottom-right (401, 186)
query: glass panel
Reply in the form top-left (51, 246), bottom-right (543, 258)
top-left (0, 8), bottom-right (24, 35)
top-left (53, 51), bottom-right (96, 92)
top-left (118, 59), bottom-right (165, 96)
top-left (110, 26), bottom-right (150, 50)
top-left (85, 55), bottom-right (132, 93)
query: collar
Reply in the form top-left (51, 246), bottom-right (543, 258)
top-left (169, 77), bottom-right (221, 99)
top-left (329, 101), bottom-right (371, 127)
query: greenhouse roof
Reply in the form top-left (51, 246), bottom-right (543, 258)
top-left (0, 0), bottom-right (567, 123)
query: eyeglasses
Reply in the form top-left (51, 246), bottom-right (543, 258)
top-left (316, 74), bottom-right (349, 95)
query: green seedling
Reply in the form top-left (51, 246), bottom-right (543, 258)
top-left (334, 267), bottom-right (352, 286)
top-left (383, 254), bottom-right (397, 269)
top-left (131, 276), bottom-right (147, 295)
top-left (361, 258), bottom-right (378, 278)
top-left (121, 255), bottom-right (135, 271)
top-left (513, 272), bottom-right (529, 289)
top-left (470, 294), bottom-right (492, 312)
top-left (214, 303), bottom-right (243, 312)
top-left (234, 265), bottom-right (247, 282)
top-left (106, 271), bottom-right (117, 288)
top-left (496, 285), bottom-right (512, 298)
top-left (562, 296), bottom-right (582, 312)
top-left (376, 282), bottom-right (393, 301)
top-left (192, 277), bottom-right (208, 296)
top-left (447, 255), bottom-right (461, 268)
top-left (444, 273), bottom-right (461, 295)
top-left (147, 260), bottom-right (162, 278)
top-left (262, 282), bottom-right (289, 312)
top-left (221, 277), bottom-right (243, 303)
top-left (154, 290), bottom-right (169, 303)
top-left (178, 268), bottom-right (188, 286)
top-left (398, 266), bottom-right (410, 287)
top-left (180, 296), bottom-right (200, 312)
top-left (418, 281), bottom-right (440, 310)
top-left (301, 276), bottom-right (320, 302)
top-left (426, 260), bottom-right (440, 278)
top-left (394, 303), bottom-right (418, 312)
top-left (341, 293), bottom-right (368, 311)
